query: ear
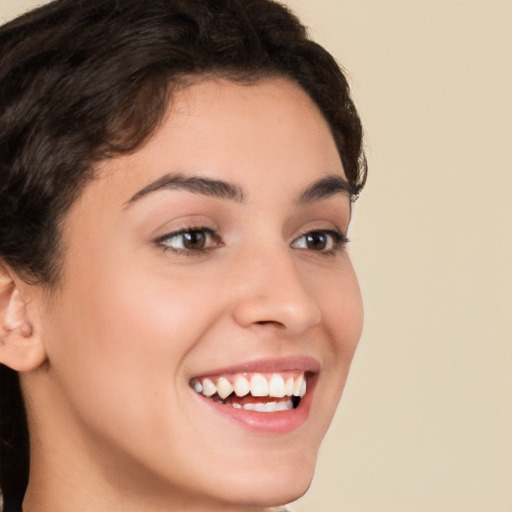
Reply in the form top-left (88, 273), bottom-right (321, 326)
top-left (0, 261), bottom-right (46, 372)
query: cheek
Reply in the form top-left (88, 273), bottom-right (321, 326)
top-left (41, 253), bottom-right (225, 430)
top-left (308, 260), bottom-right (362, 421)
top-left (312, 259), bottom-right (363, 359)
top-left (52, 270), bottom-right (220, 366)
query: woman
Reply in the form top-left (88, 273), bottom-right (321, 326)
top-left (0, 0), bottom-right (367, 510)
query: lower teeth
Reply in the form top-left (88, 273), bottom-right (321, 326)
top-left (213, 398), bottom-right (296, 412)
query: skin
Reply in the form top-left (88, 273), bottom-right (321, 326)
top-left (15, 77), bottom-right (363, 511)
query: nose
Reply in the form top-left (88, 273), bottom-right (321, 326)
top-left (231, 244), bottom-right (322, 335)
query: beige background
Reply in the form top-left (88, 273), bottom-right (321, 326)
top-left (1, 1), bottom-right (511, 511)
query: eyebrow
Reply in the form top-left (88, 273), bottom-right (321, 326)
top-left (125, 173), bottom-right (246, 207)
top-left (297, 174), bottom-right (353, 204)
top-left (124, 172), bottom-right (352, 208)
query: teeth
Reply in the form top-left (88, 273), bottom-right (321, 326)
top-left (216, 377), bottom-right (233, 399)
top-left (233, 375), bottom-right (250, 397)
top-left (240, 399), bottom-right (293, 412)
top-left (293, 373), bottom-right (304, 397)
top-left (300, 378), bottom-right (307, 398)
top-left (268, 374), bottom-right (286, 397)
top-left (264, 401), bottom-right (277, 412)
top-left (277, 400), bottom-right (291, 411)
top-left (285, 377), bottom-right (294, 396)
top-left (250, 374), bottom-right (269, 397)
top-left (202, 378), bottom-right (216, 397)
top-left (193, 372), bottom-right (309, 402)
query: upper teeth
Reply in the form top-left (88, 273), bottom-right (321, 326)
top-left (191, 372), bottom-right (307, 399)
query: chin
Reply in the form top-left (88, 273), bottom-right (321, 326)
top-left (206, 446), bottom-right (318, 508)
top-left (222, 476), bottom-right (313, 509)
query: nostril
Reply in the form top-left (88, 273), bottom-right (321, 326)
top-left (253, 319), bottom-right (291, 332)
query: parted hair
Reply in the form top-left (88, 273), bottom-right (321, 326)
top-left (0, 0), bottom-right (366, 509)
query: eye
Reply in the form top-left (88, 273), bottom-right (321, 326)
top-left (155, 227), bottom-right (222, 254)
top-left (291, 229), bottom-right (348, 253)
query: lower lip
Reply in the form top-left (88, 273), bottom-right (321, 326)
top-left (193, 377), bottom-right (317, 434)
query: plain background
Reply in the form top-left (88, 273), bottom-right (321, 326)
top-left (1, 1), bottom-right (511, 511)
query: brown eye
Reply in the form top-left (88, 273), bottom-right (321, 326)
top-left (291, 229), bottom-right (347, 253)
top-left (157, 227), bottom-right (221, 253)
top-left (182, 230), bottom-right (207, 250)
top-left (304, 232), bottom-right (328, 251)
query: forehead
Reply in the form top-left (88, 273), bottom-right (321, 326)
top-left (77, 77), bottom-right (345, 213)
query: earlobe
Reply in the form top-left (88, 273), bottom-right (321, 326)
top-left (0, 262), bottom-right (46, 372)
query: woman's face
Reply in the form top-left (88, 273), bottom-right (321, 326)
top-left (33, 77), bottom-right (363, 510)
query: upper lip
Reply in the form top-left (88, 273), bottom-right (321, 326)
top-left (191, 356), bottom-right (320, 379)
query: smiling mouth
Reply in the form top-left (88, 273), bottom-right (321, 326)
top-left (190, 372), bottom-right (308, 412)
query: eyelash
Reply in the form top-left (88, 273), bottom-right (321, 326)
top-left (154, 227), bottom-right (349, 256)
